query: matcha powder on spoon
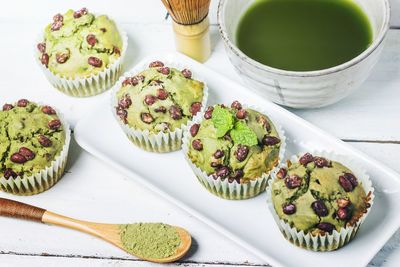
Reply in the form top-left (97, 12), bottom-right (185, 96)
top-left (119, 223), bottom-right (181, 259)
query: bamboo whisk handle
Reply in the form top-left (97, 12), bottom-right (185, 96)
top-left (0, 198), bottom-right (46, 222)
top-left (172, 16), bottom-right (211, 63)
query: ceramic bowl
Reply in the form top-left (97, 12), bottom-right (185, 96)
top-left (217, 0), bottom-right (390, 108)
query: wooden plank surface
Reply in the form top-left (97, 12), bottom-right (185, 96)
top-left (0, 0), bottom-right (399, 266)
top-left (0, 254), bottom-right (270, 267)
top-left (1, 0), bottom-right (400, 27)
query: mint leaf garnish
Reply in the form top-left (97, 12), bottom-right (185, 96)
top-left (211, 105), bottom-right (234, 137)
top-left (230, 121), bottom-right (258, 146)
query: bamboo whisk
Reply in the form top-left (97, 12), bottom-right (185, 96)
top-left (161, 0), bottom-right (211, 62)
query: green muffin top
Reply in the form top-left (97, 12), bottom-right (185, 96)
top-left (271, 153), bottom-right (370, 235)
top-left (37, 8), bottom-right (122, 78)
top-left (0, 100), bottom-right (66, 179)
top-left (115, 61), bottom-right (205, 133)
top-left (187, 101), bottom-right (281, 184)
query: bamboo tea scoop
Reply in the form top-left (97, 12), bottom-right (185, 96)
top-left (0, 198), bottom-right (191, 263)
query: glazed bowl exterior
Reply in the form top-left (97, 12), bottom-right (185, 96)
top-left (217, 0), bottom-right (390, 108)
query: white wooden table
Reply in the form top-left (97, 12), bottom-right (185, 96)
top-left (1, 1), bottom-right (399, 266)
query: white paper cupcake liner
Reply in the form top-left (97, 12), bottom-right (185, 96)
top-left (266, 150), bottom-right (375, 251)
top-left (182, 104), bottom-right (286, 200)
top-left (35, 19), bottom-right (128, 97)
top-left (0, 106), bottom-right (71, 196)
top-left (111, 60), bottom-right (209, 153)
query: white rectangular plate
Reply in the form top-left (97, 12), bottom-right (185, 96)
top-left (74, 52), bottom-right (400, 267)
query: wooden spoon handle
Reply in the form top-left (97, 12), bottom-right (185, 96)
top-left (0, 198), bottom-right (46, 222)
top-left (0, 198), bottom-right (109, 240)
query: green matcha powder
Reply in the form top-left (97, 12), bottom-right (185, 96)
top-left (119, 223), bottom-right (181, 259)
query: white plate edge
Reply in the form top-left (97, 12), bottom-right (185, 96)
top-left (74, 51), bottom-right (400, 267)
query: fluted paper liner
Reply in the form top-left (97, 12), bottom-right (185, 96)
top-left (111, 60), bottom-right (209, 153)
top-left (266, 151), bottom-right (375, 251)
top-left (0, 107), bottom-right (71, 196)
top-left (182, 104), bottom-right (286, 200)
top-left (35, 20), bottom-right (128, 97)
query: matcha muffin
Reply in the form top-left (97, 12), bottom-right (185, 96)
top-left (113, 60), bottom-right (208, 152)
top-left (183, 101), bottom-right (285, 200)
top-left (267, 152), bottom-right (374, 251)
top-left (36, 8), bottom-right (127, 97)
top-left (0, 100), bottom-right (70, 195)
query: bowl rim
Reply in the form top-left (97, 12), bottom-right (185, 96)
top-left (217, 0), bottom-right (391, 77)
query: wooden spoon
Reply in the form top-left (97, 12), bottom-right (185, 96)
top-left (0, 198), bottom-right (191, 263)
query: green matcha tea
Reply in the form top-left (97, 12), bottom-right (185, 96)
top-left (119, 223), bottom-right (181, 259)
top-left (236, 0), bottom-right (373, 71)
